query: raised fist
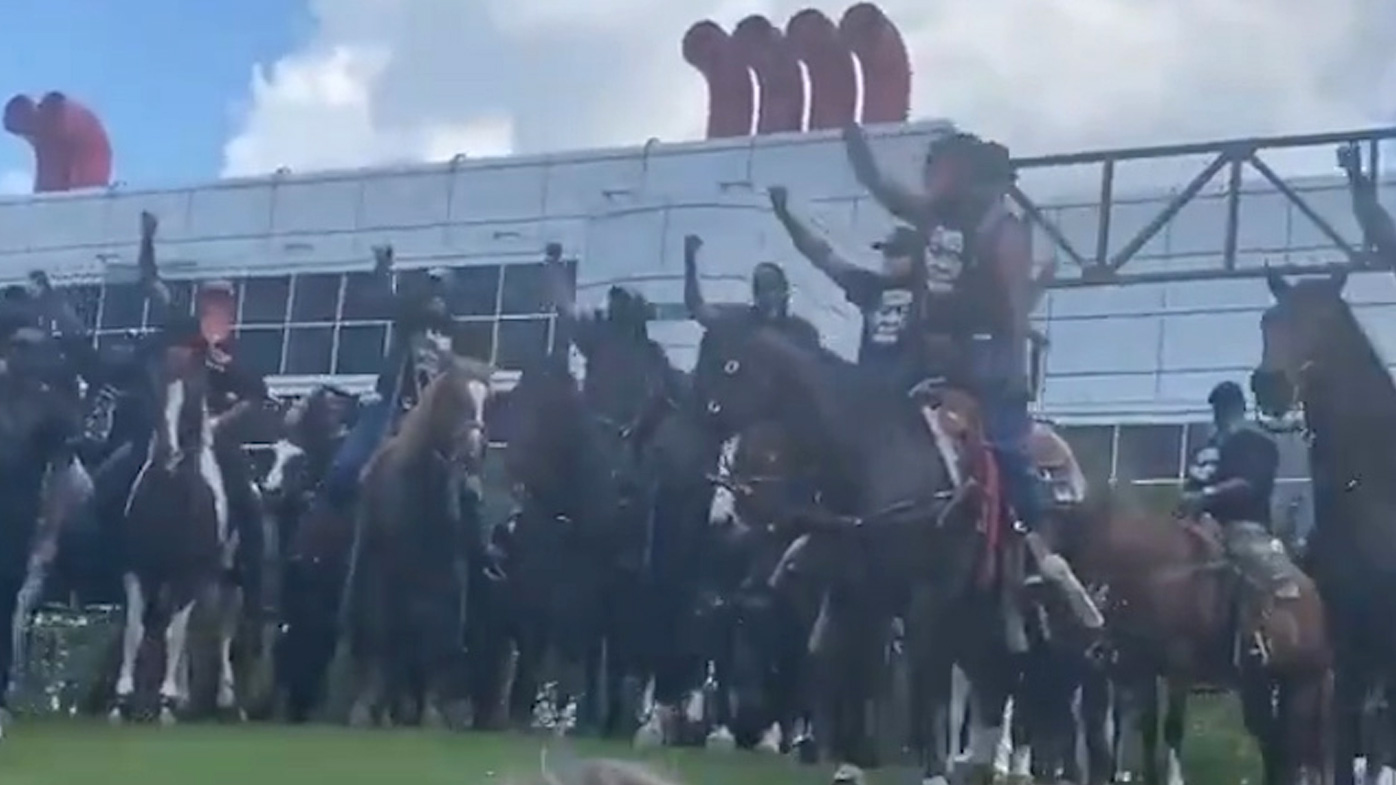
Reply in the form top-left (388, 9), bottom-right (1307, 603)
top-left (544, 242), bottom-right (563, 263)
top-left (767, 186), bottom-right (789, 213)
top-left (684, 234), bottom-right (703, 258)
top-left (372, 244), bottom-right (394, 270)
top-left (1337, 142), bottom-right (1361, 175)
top-left (140, 210), bottom-right (158, 238)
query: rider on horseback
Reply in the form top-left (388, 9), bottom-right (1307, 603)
top-left (681, 233), bottom-right (820, 349)
top-left (835, 124), bottom-right (1105, 630)
top-left (324, 243), bottom-right (459, 511)
top-left (1180, 382), bottom-right (1293, 601)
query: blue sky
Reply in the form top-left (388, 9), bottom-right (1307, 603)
top-left (0, 0), bottom-right (309, 188)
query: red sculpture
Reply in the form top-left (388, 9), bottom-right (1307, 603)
top-left (684, 22), bottom-right (756, 138)
top-left (4, 92), bottom-right (113, 193)
top-left (683, 3), bottom-right (912, 138)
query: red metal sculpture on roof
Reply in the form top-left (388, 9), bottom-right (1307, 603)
top-left (4, 92), bottom-right (113, 193)
top-left (684, 2), bottom-right (911, 138)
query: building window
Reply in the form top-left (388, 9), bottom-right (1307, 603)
top-left (1058, 425), bottom-right (1115, 487)
top-left (499, 263), bottom-right (551, 315)
top-left (495, 317), bottom-right (550, 370)
top-left (342, 272), bottom-right (389, 321)
top-left (1116, 424), bottom-right (1184, 483)
top-left (241, 276), bottom-right (291, 325)
top-left (101, 283), bottom-right (145, 330)
top-left (454, 319), bottom-right (495, 363)
top-left (165, 280), bottom-right (195, 318)
top-left (60, 284), bottom-right (101, 331)
top-left (291, 273), bottom-right (340, 322)
top-left (285, 326), bottom-right (335, 376)
top-left (484, 388), bottom-right (516, 443)
top-left (450, 264), bottom-right (502, 317)
top-left (335, 323), bottom-right (387, 375)
top-left (237, 328), bottom-right (286, 377)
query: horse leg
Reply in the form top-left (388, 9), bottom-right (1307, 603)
top-left (1162, 682), bottom-right (1187, 785)
top-left (1279, 671), bottom-right (1331, 785)
top-left (157, 586), bottom-right (200, 726)
top-left (1240, 669), bottom-right (1283, 785)
top-left (214, 581), bottom-right (245, 720)
top-left (110, 572), bottom-right (147, 723)
top-left (0, 571), bottom-right (22, 740)
top-left (1080, 667), bottom-right (1114, 785)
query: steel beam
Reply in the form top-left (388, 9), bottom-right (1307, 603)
top-left (1015, 125), bottom-right (1396, 288)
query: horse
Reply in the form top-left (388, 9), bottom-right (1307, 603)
top-left (1251, 268), bottom-right (1394, 785)
top-left (1042, 477), bottom-right (1330, 785)
top-left (690, 314), bottom-right (988, 785)
top-left (0, 327), bottom-right (83, 740)
top-left (340, 353), bottom-right (493, 728)
top-left (112, 339), bottom-right (242, 725)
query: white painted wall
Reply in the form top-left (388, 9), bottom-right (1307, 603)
top-left (2, 120), bottom-right (1392, 421)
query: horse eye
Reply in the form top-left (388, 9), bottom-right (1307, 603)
top-left (724, 360), bottom-right (740, 375)
top-left (707, 400), bottom-right (722, 414)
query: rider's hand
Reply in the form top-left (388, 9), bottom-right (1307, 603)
top-left (1176, 490), bottom-right (1206, 518)
top-left (372, 244), bottom-right (394, 272)
top-left (767, 186), bottom-right (789, 214)
top-left (683, 234), bottom-right (703, 259)
top-left (544, 242), bottom-right (563, 264)
top-left (140, 210), bottom-right (158, 239)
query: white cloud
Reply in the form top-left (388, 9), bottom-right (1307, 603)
top-left (0, 170), bottom-right (29, 196)
top-left (223, 0), bottom-right (1396, 179)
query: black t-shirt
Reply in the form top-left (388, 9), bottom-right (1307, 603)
top-left (839, 267), bottom-right (920, 376)
top-left (1184, 425), bottom-right (1278, 525)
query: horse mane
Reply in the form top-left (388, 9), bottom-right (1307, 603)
top-left (1315, 290), bottom-right (1396, 428)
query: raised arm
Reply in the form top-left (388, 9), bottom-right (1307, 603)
top-left (682, 234), bottom-right (743, 325)
top-left (137, 211), bottom-right (173, 325)
top-left (1338, 142), bottom-right (1396, 269)
top-left (842, 123), bottom-right (930, 225)
top-left (543, 242), bottom-right (599, 356)
top-left (768, 186), bottom-right (876, 299)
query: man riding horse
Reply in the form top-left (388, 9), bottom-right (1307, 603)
top-left (1180, 381), bottom-right (1292, 656)
top-left (765, 125), bottom-right (1102, 630)
top-left (682, 234), bottom-right (821, 350)
top-left (323, 244), bottom-right (459, 512)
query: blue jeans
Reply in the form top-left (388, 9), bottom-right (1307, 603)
top-left (324, 399), bottom-right (392, 508)
top-left (983, 390), bottom-right (1039, 530)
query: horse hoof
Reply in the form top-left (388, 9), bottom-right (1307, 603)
top-left (922, 777), bottom-right (950, 785)
top-left (832, 763), bottom-right (867, 785)
top-left (705, 726), bottom-right (736, 752)
top-left (422, 706), bottom-right (445, 730)
top-left (633, 720), bottom-right (664, 750)
top-left (159, 707), bottom-right (178, 727)
top-left (794, 736), bottom-right (819, 765)
top-left (348, 704), bottom-right (373, 729)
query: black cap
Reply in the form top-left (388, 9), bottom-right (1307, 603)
top-left (1208, 381), bottom-right (1246, 410)
top-left (872, 226), bottom-right (926, 257)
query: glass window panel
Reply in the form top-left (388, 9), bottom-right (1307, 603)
top-left (342, 272), bottom-right (390, 321)
top-left (1058, 425), bottom-right (1115, 488)
top-left (59, 284), bottom-right (101, 331)
top-left (453, 319), bottom-right (495, 363)
top-left (495, 317), bottom-right (550, 370)
top-left (335, 323), bottom-right (387, 375)
top-left (165, 280), bottom-right (194, 318)
top-left (240, 276), bottom-right (291, 325)
top-left (285, 326), bottom-right (334, 376)
top-left (235, 328), bottom-right (285, 377)
top-left (290, 273), bottom-right (340, 323)
top-left (1116, 424), bottom-right (1184, 482)
top-left (449, 264), bottom-right (501, 317)
top-left (484, 388), bottom-right (515, 444)
top-left (100, 283), bottom-right (145, 330)
top-left (499, 263), bottom-right (550, 315)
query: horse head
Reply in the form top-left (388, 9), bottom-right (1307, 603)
top-left (504, 353), bottom-right (583, 498)
top-left (1251, 269), bottom-right (1350, 420)
top-left (402, 353), bottom-right (494, 477)
top-left (693, 317), bottom-right (806, 440)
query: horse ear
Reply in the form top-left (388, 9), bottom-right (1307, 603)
top-left (1265, 267), bottom-right (1292, 299)
top-left (1328, 269), bottom-right (1349, 294)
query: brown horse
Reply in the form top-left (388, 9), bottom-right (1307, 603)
top-left (113, 340), bottom-right (243, 724)
top-left (1045, 486), bottom-right (1330, 785)
top-left (1251, 269), bottom-right (1396, 785)
top-left (340, 353), bottom-right (493, 727)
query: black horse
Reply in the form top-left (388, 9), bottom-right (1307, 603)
top-left (689, 315), bottom-right (993, 784)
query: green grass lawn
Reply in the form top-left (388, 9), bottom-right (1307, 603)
top-left (0, 696), bottom-right (1256, 785)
